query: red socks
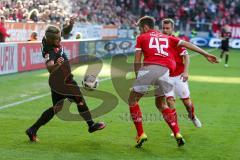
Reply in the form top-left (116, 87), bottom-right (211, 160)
top-left (171, 108), bottom-right (178, 126)
top-left (162, 108), bottom-right (180, 136)
top-left (129, 103), bottom-right (181, 137)
top-left (129, 103), bottom-right (143, 137)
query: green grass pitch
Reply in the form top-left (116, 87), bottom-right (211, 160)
top-left (0, 49), bottom-right (240, 160)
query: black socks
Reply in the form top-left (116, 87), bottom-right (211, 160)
top-left (31, 107), bottom-right (55, 132)
top-left (77, 103), bottom-right (94, 127)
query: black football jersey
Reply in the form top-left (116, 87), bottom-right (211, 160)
top-left (41, 38), bottom-right (73, 80)
top-left (221, 31), bottom-right (231, 40)
top-left (41, 38), bottom-right (68, 64)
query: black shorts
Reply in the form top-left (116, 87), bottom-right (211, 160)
top-left (51, 79), bottom-right (84, 106)
top-left (221, 40), bottom-right (229, 51)
top-left (221, 45), bottom-right (229, 52)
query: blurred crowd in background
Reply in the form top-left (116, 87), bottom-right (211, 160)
top-left (0, 0), bottom-right (239, 27)
top-left (0, 0), bottom-right (239, 42)
top-left (0, 0), bottom-right (137, 27)
top-left (0, 0), bottom-right (67, 24)
top-left (139, 0), bottom-right (240, 32)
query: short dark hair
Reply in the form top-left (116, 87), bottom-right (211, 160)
top-left (0, 16), bottom-right (5, 20)
top-left (162, 18), bottom-right (175, 28)
top-left (31, 31), bottom-right (37, 37)
top-left (136, 16), bottom-right (155, 29)
top-left (45, 25), bottom-right (61, 39)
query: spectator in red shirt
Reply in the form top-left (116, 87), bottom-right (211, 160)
top-left (17, 8), bottom-right (24, 22)
top-left (0, 16), bottom-right (10, 42)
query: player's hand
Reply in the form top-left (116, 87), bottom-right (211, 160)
top-left (205, 54), bottom-right (219, 63)
top-left (181, 72), bottom-right (189, 82)
top-left (57, 57), bottom-right (64, 65)
top-left (69, 16), bottom-right (75, 25)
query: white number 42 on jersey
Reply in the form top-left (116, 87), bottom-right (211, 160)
top-left (149, 37), bottom-right (169, 56)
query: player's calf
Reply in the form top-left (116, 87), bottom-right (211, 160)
top-left (182, 98), bottom-right (202, 128)
top-left (182, 98), bottom-right (195, 119)
top-left (166, 96), bottom-right (176, 109)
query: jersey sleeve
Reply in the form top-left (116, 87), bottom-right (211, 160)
top-left (135, 35), bottom-right (142, 51)
top-left (43, 50), bottom-right (56, 64)
top-left (177, 46), bottom-right (188, 56)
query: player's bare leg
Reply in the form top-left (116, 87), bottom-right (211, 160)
top-left (166, 96), bottom-right (175, 109)
top-left (181, 98), bottom-right (202, 128)
top-left (155, 96), bottom-right (167, 111)
top-left (156, 96), bottom-right (185, 147)
top-left (128, 90), bottom-right (147, 148)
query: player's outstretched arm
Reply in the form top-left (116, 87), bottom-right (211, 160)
top-left (134, 51), bottom-right (142, 78)
top-left (179, 41), bottom-right (219, 64)
top-left (182, 54), bottom-right (190, 82)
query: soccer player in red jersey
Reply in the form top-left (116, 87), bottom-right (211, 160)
top-left (159, 18), bottom-right (201, 128)
top-left (128, 16), bottom-right (218, 148)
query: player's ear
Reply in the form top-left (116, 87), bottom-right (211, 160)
top-left (45, 36), bottom-right (53, 45)
top-left (143, 25), bottom-right (149, 32)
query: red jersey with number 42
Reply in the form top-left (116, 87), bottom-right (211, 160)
top-left (135, 29), bottom-right (181, 73)
top-left (170, 43), bottom-right (188, 77)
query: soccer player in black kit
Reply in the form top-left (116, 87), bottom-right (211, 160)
top-left (25, 25), bottom-right (106, 142)
top-left (220, 27), bottom-right (231, 67)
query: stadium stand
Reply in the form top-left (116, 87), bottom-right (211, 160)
top-left (0, 0), bottom-right (239, 39)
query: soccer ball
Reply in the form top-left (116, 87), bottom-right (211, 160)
top-left (82, 75), bottom-right (99, 90)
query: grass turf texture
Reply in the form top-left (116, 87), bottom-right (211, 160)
top-left (0, 49), bottom-right (240, 160)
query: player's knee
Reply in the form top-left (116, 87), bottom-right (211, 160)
top-left (155, 101), bottom-right (161, 109)
top-left (155, 96), bottom-right (166, 111)
top-left (155, 103), bottom-right (164, 111)
top-left (53, 105), bottom-right (63, 113)
top-left (74, 96), bottom-right (85, 104)
top-left (182, 98), bottom-right (191, 107)
top-left (77, 102), bottom-right (85, 106)
top-left (156, 103), bottom-right (168, 112)
top-left (155, 96), bottom-right (162, 106)
top-left (128, 97), bottom-right (136, 106)
top-left (166, 97), bottom-right (175, 109)
top-left (128, 91), bottom-right (140, 106)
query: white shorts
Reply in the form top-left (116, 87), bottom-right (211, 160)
top-left (165, 75), bottom-right (190, 99)
top-left (133, 65), bottom-right (174, 96)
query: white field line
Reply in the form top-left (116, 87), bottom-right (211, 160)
top-left (0, 77), bottom-right (111, 110)
top-left (0, 93), bottom-right (51, 110)
top-left (0, 48), bottom-right (218, 111)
